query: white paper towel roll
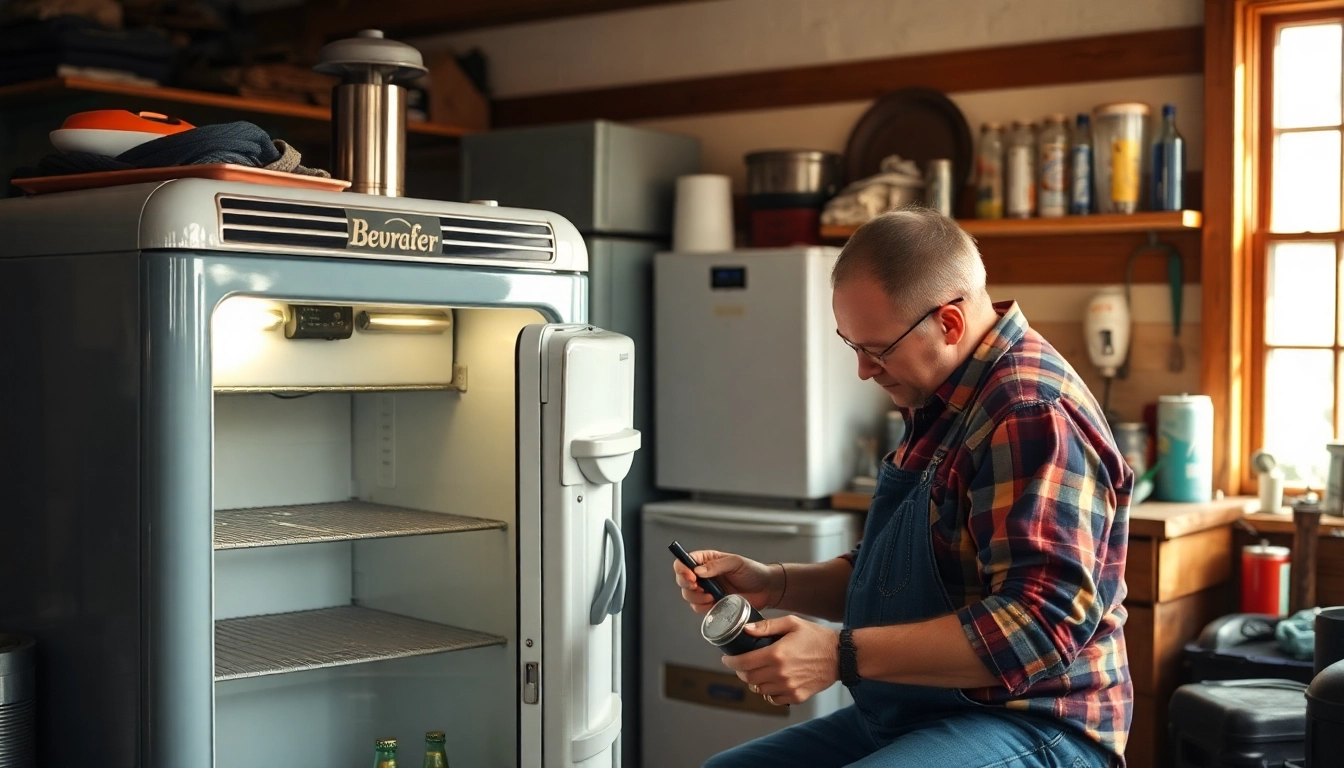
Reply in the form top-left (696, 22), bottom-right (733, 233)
top-left (673, 174), bottom-right (733, 253)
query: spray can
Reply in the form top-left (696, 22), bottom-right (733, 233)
top-left (975, 123), bottom-right (1005, 219)
top-left (1070, 113), bottom-right (1093, 215)
top-left (925, 159), bottom-right (954, 217)
top-left (1005, 121), bottom-right (1036, 219)
top-left (1037, 114), bottom-right (1069, 217)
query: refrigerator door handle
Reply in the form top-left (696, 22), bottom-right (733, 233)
top-left (646, 515), bottom-right (803, 536)
top-left (589, 517), bottom-right (626, 625)
top-left (571, 694), bottom-right (622, 762)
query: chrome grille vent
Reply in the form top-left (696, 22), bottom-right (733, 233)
top-left (220, 197), bottom-right (348, 249)
top-left (439, 215), bottom-right (554, 261)
top-left (217, 197), bottom-right (556, 262)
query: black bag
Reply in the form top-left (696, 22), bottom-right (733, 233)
top-left (1169, 679), bottom-right (1307, 768)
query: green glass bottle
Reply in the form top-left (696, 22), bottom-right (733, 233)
top-left (373, 738), bottom-right (398, 768)
top-left (422, 731), bottom-right (449, 768)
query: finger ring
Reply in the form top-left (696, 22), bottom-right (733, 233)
top-left (748, 684), bottom-right (759, 694)
top-left (764, 694), bottom-right (777, 705)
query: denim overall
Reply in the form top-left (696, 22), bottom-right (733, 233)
top-left (704, 405), bottom-right (1114, 768)
top-left (843, 440), bottom-right (971, 726)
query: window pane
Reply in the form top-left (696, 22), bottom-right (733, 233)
top-left (1267, 241), bottom-right (1337, 345)
top-left (1275, 23), bottom-right (1343, 129)
top-left (1264, 348), bottom-right (1335, 486)
top-left (1272, 130), bottom-right (1342, 232)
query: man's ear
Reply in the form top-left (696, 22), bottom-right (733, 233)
top-left (939, 304), bottom-right (967, 345)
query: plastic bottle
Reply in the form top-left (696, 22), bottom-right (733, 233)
top-left (1070, 113), bottom-right (1093, 215)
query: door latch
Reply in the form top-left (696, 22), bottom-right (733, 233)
top-left (523, 661), bottom-right (539, 704)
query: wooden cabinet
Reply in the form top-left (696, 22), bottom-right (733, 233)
top-left (1122, 499), bottom-right (1250, 768)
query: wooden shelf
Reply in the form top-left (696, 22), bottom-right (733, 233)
top-left (820, 210), bottom-right (1203, 241)
top-left (830, 490), bottom-right (872, 512)
top-left (1242, 509), bottom-right (1344, 535)
top-left (831, 490), bottom-right (1257, 541)
top-left (0, 76), bottom-right (471, 139)
top-left (1127, 497), bottom-right (1254, 540)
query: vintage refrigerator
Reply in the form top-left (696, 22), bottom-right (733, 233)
top-left (0, 180), bottom-right (638, 768)
top-left (461, 120), bottom-right (700, 763)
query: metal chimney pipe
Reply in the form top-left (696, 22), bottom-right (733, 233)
top-left (315, 30), bottom-right (426, 197)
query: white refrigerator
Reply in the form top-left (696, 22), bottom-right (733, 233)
top-left (645, 247), bottom-right (886, 767)
top-left (655, 246), bottom-right (891, 502)
top-left (641, 502), bottom-right (860, 768)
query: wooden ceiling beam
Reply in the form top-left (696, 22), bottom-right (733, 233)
top-left (493, 26), bottom-right (1204, 126)
top-left (265, 0), bottom-right (710, 42)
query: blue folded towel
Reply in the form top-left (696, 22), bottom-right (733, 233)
top-left (1275, 608), bottom-right (1320, 661)
top-left (15, 121), bottom-right (283, 177)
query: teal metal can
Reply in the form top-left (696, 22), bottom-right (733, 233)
top-left (1156, 394), bottom-right (1214, 502)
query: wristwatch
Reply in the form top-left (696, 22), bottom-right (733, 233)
top-left (838, 628), bottom-right (861, 686)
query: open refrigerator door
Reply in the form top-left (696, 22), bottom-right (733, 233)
top-left (517, 325), bottom-right (638, 768)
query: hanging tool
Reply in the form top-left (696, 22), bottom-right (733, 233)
top-left (1122, 233), bottom-right (1185, 378)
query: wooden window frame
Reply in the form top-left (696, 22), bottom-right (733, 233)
top-left (1252, 8), bottom-right (1344, 489)
top-left (1204, 0), bottom-right (1344, 496)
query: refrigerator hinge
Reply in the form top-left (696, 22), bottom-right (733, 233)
top-left (449, 363), bottom-right (468, 393)
top-left (523, 661), bottom-right (539, 704)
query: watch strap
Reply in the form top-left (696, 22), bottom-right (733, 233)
top-left (838, 628), bottom-right (861, 686)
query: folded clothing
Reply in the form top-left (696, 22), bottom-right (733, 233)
top-left (13, 121), bottom-right (330, 179)
top-left (0, 15), bottom-right (177, 86)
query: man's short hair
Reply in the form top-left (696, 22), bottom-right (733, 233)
top-left (831, 207), bottom-right (988, 313)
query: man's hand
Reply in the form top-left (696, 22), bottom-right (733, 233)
top-left (673, 550), bottom-right (780, 614)
top-left (721, 615), bottom-right (840, 705)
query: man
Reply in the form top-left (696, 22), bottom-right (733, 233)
top-left (673, 209), bottom-right (1132, 767)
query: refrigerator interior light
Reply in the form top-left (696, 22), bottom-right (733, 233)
top-left (215, 297), bottom-right (286, 333)
top-left (358, 309), bottom-right (452, 334)
top-left (212, 297), bottom-right (287, 374)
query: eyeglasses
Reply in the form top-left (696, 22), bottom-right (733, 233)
top-left (837, 297), bottom-right (965, 365)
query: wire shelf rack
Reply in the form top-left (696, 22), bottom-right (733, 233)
top-left (215, 605), bottom-right (507, 681)
top-left (214, 500), bottom-right (506, 550)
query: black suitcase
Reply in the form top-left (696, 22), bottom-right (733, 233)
top-left (1184, 614), bottom-right (1316, 686)
top-left (1169, 679), bottom-right (1307, 768)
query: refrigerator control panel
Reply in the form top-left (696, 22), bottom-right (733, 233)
top-left (284, 304), bottom-right (354, 340)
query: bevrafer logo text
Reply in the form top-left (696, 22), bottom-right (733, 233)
top-left (348, 216), bottom-right (439, 253)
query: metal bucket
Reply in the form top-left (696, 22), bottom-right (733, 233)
top-left (745, 150), bottom-right (842, 200)
top-left (0, 633), bottom-right (35, 768)
top-left (1112, 422), bottom-right (1149, 477)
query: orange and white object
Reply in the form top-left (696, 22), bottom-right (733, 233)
top-left (49, 110), bottom-right (195, 157)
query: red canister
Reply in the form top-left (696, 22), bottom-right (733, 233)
top-left (1241, 540), bottom-right (1291, 615)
